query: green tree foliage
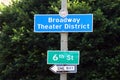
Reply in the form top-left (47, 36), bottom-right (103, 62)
top-left (0, 0), bottom-right (59, 80)
top-left (0, 0), bottom-right (120, 80)
top-left (0, 4), bottom-right (4, 11)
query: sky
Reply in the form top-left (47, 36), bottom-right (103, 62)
top-left (0, 0), bottom-right (11, 6)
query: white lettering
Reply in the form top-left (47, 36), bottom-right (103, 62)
top-left (48, 17), bottom-right (52, 23)
top-left (48, 17), bottom-right (80, 23)
top-left (67, 18), bottom-right (72, 22)
top-left (64, 24), bottom-right (90, 30)
top-left (37, 24), bottom-right (62, 29)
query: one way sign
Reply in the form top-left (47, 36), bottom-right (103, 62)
top-left (49, 65), bottom-right (77, 74)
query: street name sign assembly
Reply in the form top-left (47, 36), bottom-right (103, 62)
top-left (47, 50), bottom-right (80, 65)
top-left (34, 14), bottom-right (93, 32)
top-left (49, 65), bottom-right (77, 73)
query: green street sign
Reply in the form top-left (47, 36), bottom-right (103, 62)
top-left (47, 50), bottom-right (80, 65)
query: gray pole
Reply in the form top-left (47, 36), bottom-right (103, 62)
top-left (61, 0), bottom-right (67, 10)
top-left (59, 0), bottom-right (68, 17)
top-left (59, 0), bottom-right (68, 80)
top-left (60, 33), bottom-right (68, 51)
top-left (60, 33), bottom-right (68, 80)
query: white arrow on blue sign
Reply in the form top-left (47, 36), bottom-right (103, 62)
top-left (34, 14), bottom-right (93, 32)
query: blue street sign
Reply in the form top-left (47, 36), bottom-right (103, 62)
top-left (34, 14), bottom-right (93, 32)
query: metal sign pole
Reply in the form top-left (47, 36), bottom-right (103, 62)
top-left (59, 0), bottom-right (68, 80)
top-left (59, 0), bottom-right (68, 17)
top-left (61, 0), bottom-right (67, 10)
top-left (60, 33), bottom-right (68, 80)
top-left (60, 33), bottom-right (68, 51)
